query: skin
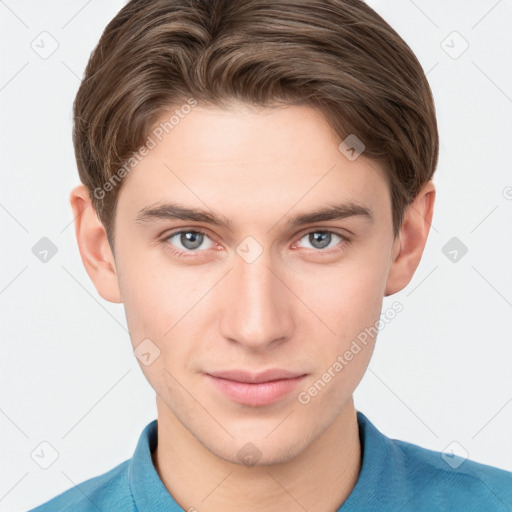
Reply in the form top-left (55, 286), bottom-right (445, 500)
top-left (70, 103), bottom-right (435, 512)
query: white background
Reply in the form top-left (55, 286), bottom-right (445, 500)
top-left (1, 1), bottom-right (511, 510)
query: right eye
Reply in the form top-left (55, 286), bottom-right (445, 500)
top-left (164, 229), bottom-right (216, 256)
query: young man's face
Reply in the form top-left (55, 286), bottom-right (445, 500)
top-left (74, 103), bottom-right (432, 465)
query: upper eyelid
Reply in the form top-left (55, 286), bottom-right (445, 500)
top-left (164, 227), bottom-right (215, 242)
top-left (296, 228), bottom-right (349, 239)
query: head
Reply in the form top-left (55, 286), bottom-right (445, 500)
top-left (70, 0), bottom-right (437, 465)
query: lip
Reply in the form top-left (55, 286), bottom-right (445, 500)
top-left (205, 369), bottom-right (307, 406)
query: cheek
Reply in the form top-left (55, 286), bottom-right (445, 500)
top-left (294, 267), bottom-right (383, 410)
top-left (118, 254), bottom-right (208, 371)
top-left (301, 259), bottom-right (387, 337)
top-left (290, 254), bottom-right (388, 398)
top-left (118, 264), bottom-right (199, 394)
top-left (116, 249), bottom-right (180, 345)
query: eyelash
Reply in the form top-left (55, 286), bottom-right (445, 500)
top-left (162, 228), bottom-right (352, 259)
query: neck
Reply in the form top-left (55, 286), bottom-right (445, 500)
top-left (151, 397), bottom-right (361, 512)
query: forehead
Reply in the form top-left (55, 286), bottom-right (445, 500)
top-left (116, 104), bottom-right (390, 223)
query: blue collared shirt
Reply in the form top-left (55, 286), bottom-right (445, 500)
top-left (29, 411), bottom-right (512, 511)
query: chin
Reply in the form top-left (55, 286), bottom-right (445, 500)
top-left (199, 422), bottom-right (317, 467)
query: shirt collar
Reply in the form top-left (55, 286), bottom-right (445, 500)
top-left (127, 412), bottom-right (400, 511)
top-left (128, 419), bottom-right (182, 510)
top-left (340, 411), bottom-right (405, 510)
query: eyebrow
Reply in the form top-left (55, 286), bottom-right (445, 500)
top-left (135, 201), bottom-right (374, 230)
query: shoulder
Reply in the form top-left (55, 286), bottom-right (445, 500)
top-left (27, 459), bottom-right (135, 512)
top-left (393, 438), bottom-right (512, 511)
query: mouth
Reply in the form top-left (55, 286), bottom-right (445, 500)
top-left (205, 369), bottom-right (308, 407)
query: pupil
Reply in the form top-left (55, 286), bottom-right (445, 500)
top-left (182, 231), bottom-right (202, 249)
top-left (311, 232), bottom-right (330, 249)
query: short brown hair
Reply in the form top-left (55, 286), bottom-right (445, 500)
top-left (73, 0), bottom-right (439, 250)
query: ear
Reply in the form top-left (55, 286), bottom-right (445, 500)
top-left (69, 184), bottom-right (122, 303)
top-left (385, 180), bottom-right (436, 296)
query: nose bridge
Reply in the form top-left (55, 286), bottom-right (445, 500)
top-left (219, 244), bottom-right (292, 349)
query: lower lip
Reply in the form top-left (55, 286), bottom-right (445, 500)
top-left (206, 374), bottom-right (306, 406)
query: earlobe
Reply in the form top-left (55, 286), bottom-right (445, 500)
top-left (69, 184), bottom-right (123, 304)
top-left (384, 181), bottom-right (436, 297)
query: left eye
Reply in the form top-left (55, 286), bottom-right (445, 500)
top-left (296, 231), bottom-right (344, 251)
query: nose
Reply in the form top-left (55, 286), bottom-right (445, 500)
top-left (218, 246), bottom-right (295, 351)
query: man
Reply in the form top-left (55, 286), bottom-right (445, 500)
top-left (30, 0), bottom-right (512, 510)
